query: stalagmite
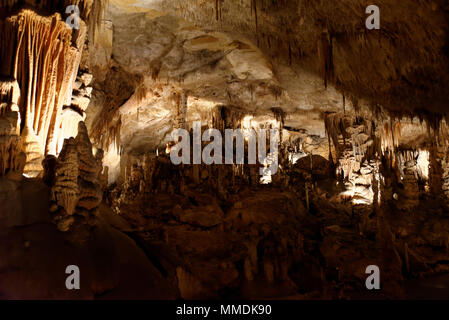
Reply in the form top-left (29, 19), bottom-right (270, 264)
top-left (0, 107), bottom-right (24, 179)
top-left (75, 121), bottom-right (102, 218)
top-left (0, 78), bottom-right (24, 179)
top-left (441, 154), bottom-right (449, 203)
top-left (49, 121), bottom-right (103, 231)
top-left (51, 137), bottom-right (79, 231)
top-left (396, 150), bottom-right (420, 210)
top-left (305, 182), bottom-right (310, 211)
top-left (20, 126), bottom-right (44, 177)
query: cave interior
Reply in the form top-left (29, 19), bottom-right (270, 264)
top-left (1, 0), bottom-right (449, 300)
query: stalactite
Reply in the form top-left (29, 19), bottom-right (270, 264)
top-left (0, 78), bottom-right (20, 109)
top-left (271, 107), bottom-right (285, 150)
top-left (173, 90), bottom-right (188, 129)
top-left (181, 91), bottom-right (187, 130)
top-left (212, 105), bottom-right (244, 132)
top-left (91, 112), bottom-right (121, 152)
top-left (380, 120), bottom-right (401, 153)
top-left (324, 112), bottom-right (352, 158)
top-left (250, 0), bottom-right (258, 35)
top-left (288, 41), bottom-right (292, 65)
top-left (87, 0), bottom-right (109, 43)
top-left (317, 31), bottom-right (333, 89)
top-left (215, 0), bottom-right (220, 21)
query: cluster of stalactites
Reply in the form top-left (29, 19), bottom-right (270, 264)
top-left (90, 110), bottom-right (121, 153)
top-left (324, 112), bottom-right (391, 206)
top-left (0, 6), bottom-right (95, 179)
top-left (0, 0), bottom-right (106, 24)
top-left (0, 1), bottom-right (108, 51)
top-left (427, 118), bottom-right (449, 148)
top-left (323, 112), bottom-right (444, 163)
top-left (379, 120), bottom-right (401, 154)
top-left (324, 112), bottom-right (375, 161)
top-left (211, 105), bottom-right (245, 132)
top-left (209, 105), bottom-right (284, 133)
top-left (1, 10), bottom-right (78, 153)
top-left (324, 110), bottom-right (449, 206)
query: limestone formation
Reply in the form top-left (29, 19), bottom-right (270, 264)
top-left (0, 1), bottom-right (107, 178)
top-left (51, 137), bottom-right (79, 231)
top-left (49, 122), bottom-right (102, 232)
top-left (0, 78), bottom-right (24, 179)
top-left (0, 109), bottom-right (25, 179)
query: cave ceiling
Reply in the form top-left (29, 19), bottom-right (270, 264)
top-left (107, 0), bottom-right (449, 116)
top-left (1, 0), bottom-right (448, 163)
top-left (80, 0), bottom-right (449, 158)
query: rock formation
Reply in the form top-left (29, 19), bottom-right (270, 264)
top-left (0, 78), bottom-right (25, 180)
top-left (49, 122), bottom-right (102, 232)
